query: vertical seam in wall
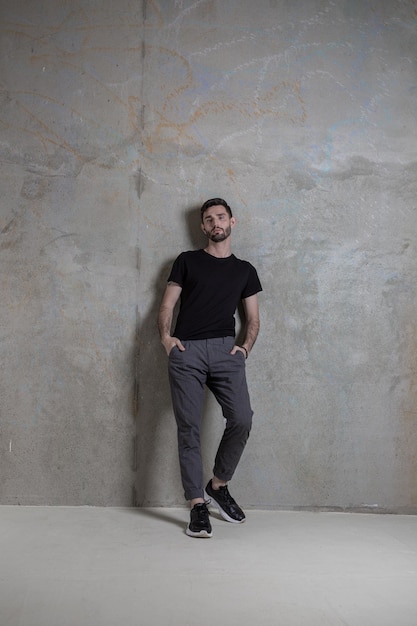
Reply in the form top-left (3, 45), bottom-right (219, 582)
top-left (132, 0), bottom-right (147, 507)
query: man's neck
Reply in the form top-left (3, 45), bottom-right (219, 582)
top-left (204, 240), bottom-right (232, 258)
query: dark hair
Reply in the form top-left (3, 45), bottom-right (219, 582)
top-left (200, 198), bottom-right (233, 222)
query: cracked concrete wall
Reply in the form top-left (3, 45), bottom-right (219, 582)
top-left (1, 0), bottom-right (416, 510)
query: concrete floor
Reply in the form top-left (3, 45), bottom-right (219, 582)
top-left (1, 507), bottom-right (417, 626)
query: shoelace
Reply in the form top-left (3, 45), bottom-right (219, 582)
top-left (194, 501), bottom-right (211, 520)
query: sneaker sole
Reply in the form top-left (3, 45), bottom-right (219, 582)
top-left (186, 526), bottom-right (212, 538)
top-left (204, 491), bottom-right (246, 524)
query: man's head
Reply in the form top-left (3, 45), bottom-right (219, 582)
top-left (200, 198), bottom-right (235, 243)
top-left (200, 198), bottom-right (233, 222)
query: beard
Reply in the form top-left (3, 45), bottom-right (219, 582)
top-left (208, 225), bottom-right (232, 242)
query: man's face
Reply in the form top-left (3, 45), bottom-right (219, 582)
top-left (201, 206), bottom-right (235, 242)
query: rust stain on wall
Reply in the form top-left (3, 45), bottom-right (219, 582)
top-left (143, 81), bottom-right (306, 155)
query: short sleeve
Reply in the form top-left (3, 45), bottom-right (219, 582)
top-left (242, 263), bottom-right (262, 299)
top-left (167, 253), bottom-right (186, 286)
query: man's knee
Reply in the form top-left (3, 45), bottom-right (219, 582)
top-left (225, 408), bottom-right (253, 432)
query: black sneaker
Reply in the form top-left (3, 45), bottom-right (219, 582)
top-left (186, 502), bottom-right (213, 538)
top-left (204, 480), bottom-right (246, 523)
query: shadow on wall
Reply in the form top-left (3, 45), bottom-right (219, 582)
top-left (135, 204), bottom-right (213, 507)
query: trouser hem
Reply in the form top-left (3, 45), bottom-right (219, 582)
top-left (186, 490), bottom-right (205, 501)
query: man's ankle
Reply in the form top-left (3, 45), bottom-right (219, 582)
top-left (190, 497), bottom-right (205, 509)
top-left (211, 477), bottom-right (227, 491)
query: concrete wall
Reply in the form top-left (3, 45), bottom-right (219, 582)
top-left (1, 0), bottom-right (416, 510)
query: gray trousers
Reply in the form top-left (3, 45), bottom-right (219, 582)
top-left (168, 337), bottom-right (253, 501)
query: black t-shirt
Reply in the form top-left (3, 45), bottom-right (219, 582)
top-left (168, 249), bottom-right (262, 340)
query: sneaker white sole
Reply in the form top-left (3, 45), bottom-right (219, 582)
top-left (186, 526), bottom-right (212, 538)
top-left (204, 491), bottom-right (246, 524)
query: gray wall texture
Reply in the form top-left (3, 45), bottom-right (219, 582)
top-left (1, 0), bottom-right (416, 510)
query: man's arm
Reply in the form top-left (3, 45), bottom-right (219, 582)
top-left (231, 293), bottom-right (260, 357)
top-left (158, 282), bottom-right (185, 355)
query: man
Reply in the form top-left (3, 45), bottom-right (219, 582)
top-left (158, 198), bottom-right (262, 538)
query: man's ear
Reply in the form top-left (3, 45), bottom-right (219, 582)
top-left (231, 217), bottom-right (236, 228)
top-left (200, 222), bottom-right (207, 235)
